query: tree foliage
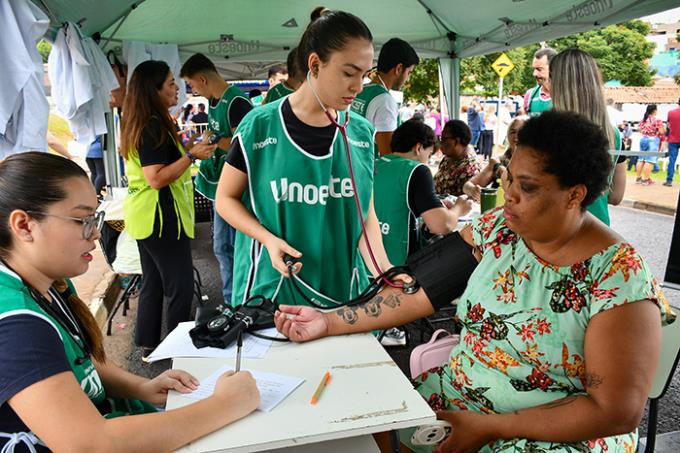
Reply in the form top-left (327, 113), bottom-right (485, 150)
top-left (37, 40), bottom-right (51, 63)
top-left (455, 20), bottom-right (655, 96)
top-left (403, 58), bottom-right (440, 103)
top-left (547, 19), bottom-right (655, 86)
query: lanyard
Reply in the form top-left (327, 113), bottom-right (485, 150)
top-left (28, 286), bottom-right (92, 365)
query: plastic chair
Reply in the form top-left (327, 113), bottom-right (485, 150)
top-left (97, 195), bottom-right (144, 336)
top-left (98, 218), bottom-right (142, 336)
top-left (642, 317), bottom-right (680, 453)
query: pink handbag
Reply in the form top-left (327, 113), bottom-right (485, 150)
top-left (409, 329), bottom-right (460, 379)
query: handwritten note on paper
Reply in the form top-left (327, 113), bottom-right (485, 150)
top-left (185, 365), bottom-right (305, 412)
top-left (146, 322), bottom-right (282, 363)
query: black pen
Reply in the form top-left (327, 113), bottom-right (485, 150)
top-left (235, 330), bottom-right (243, 372)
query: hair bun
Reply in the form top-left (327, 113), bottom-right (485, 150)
top-left (310, 6), bottom-right (330, 22)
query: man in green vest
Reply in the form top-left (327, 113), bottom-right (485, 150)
top-left (374, 119), bottom-right (472, 266)
top-left (351, 38), bottom-right (419, 156)
top-left (180, 53), bottom-right (253, 306)
top-left (522, 47), bottom-right (556, 116)
top-left (263, 48), bottom-right (304, 104)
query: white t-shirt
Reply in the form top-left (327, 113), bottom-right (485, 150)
top-left (424, 115), bottom-right (436, 130)
top-left (400, 105), bottom-right (414, 122)
top-left (366, 92), bottom-right (399, 132)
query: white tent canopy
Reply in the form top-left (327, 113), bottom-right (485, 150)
top-left (33, 0), bottom-right (679, 117)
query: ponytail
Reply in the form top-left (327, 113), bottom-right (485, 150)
top-left (54, 279), bottom-right (106, 363)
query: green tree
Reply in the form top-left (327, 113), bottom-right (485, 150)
top-left (403, 58), bottom-right (439, 103)
top-left (403, 20), bottom-right (655, 101)
top-left (457, 20), bottom-right (655, 95)
top-left (548, 19), bottom-right (655, 86)
top-left (37, 40), bottom-right (51, 63)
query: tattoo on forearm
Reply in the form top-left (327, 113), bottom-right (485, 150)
top-left (334, 293), bottom-right (403, 325)
top-left (336, 306), bottom-right (360, 325)
top-left (584, 373), bottom-right (604, 389)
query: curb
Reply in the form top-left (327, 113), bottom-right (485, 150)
top-left (87, 270), bottom-right (119, 329)
top-left (620, 198), bottom-right (676, 217)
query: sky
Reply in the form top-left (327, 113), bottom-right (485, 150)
top-left (641, 6), bottom-right (680, 24)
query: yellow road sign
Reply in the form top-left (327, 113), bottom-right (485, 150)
top-left (491, 53), bottom-right (515, 78)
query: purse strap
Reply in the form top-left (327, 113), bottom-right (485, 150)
top-left (428, 329), bottom-right (453, 344)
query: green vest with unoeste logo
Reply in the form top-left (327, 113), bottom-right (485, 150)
top-left (0, 266), bottom-right (107, 408)
top-left (264, 82), bottom-right (294, 104)
top-left (351, 83), bottom-right (389, 118)
top-left (231, 99), bottom-right (375, 307)
top-left (351, 83), bottom-right (393, 158)
top-left (195, 85), bottom-right (252, 200)
top-left (123, 133), bottom-right (195, 240)
top-left (0, 265), bottom-right (156, 437)
top-left (374, 154), bottom-right (424, 266)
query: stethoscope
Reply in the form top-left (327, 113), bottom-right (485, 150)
top-left (305, 70), bottom-right (402, 290)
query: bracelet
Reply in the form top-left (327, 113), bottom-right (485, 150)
top-left (185, 149), bottom-right (197, 163)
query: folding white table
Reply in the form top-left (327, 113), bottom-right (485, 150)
top-left (167, 333), bottom-right (435, 452)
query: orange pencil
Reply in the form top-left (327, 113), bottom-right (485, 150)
top-left (310, 371), bottom-right (331, 405)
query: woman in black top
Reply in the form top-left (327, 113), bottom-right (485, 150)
top-left (119, 61), bottom-right (216, 357)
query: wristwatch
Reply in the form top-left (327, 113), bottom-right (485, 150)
top-left (185, 149), bottom-right (197, 163)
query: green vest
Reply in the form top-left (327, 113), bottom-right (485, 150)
top-left (123, 134), bottom-right (195, 240)
top-left (0, 267), bottom-right (106, 406)
top-left (374, 154), bottom-right (423, 266)
top-left (352, 83), bottom-right (391, 158)
top-left (232, 100), bottom-right (375, 307)
top-left (195, 85), bottom-right (252, 200)
top-left (586, 128), bottom-right (622, 226)
top-left (0, 266), bottom-right (156, 435)
top-left (526, 86), bottom-right (552, 116)
top-left (264, 82), bottom-right (294, 104)
top-left (351, 83), bottom-right (389, 118)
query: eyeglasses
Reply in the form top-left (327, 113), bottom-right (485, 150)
top-left (27, 211), bottom-right (105, 240)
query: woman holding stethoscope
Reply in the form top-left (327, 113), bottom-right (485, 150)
top-left (216, 10), bottom-right (398, 308)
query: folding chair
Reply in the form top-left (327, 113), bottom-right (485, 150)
top-left (642, 317), bottom-right (680, 453)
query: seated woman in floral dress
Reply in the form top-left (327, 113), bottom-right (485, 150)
top-left (274, 110), bottom-right (676, 453)
top-left (434, 120), bottom-right (481, 196)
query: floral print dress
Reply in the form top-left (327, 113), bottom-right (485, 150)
top-left (434, 148), bottom-right (481, 196)
top-left (402, 208), bottom-right (675, 453)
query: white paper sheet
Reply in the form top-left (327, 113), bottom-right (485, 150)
top-left (146, 322), bottom-right (281, 363)
top-left (185, 366), bottom-right (304, 412)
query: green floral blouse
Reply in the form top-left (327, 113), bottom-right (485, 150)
top-left (404, 207), bottom-right (675, 453)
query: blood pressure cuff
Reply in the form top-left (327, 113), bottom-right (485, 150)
top-left (406, 231), bottom-right (478, 310)
top-left (190, 299), bottom-right (277, 349)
